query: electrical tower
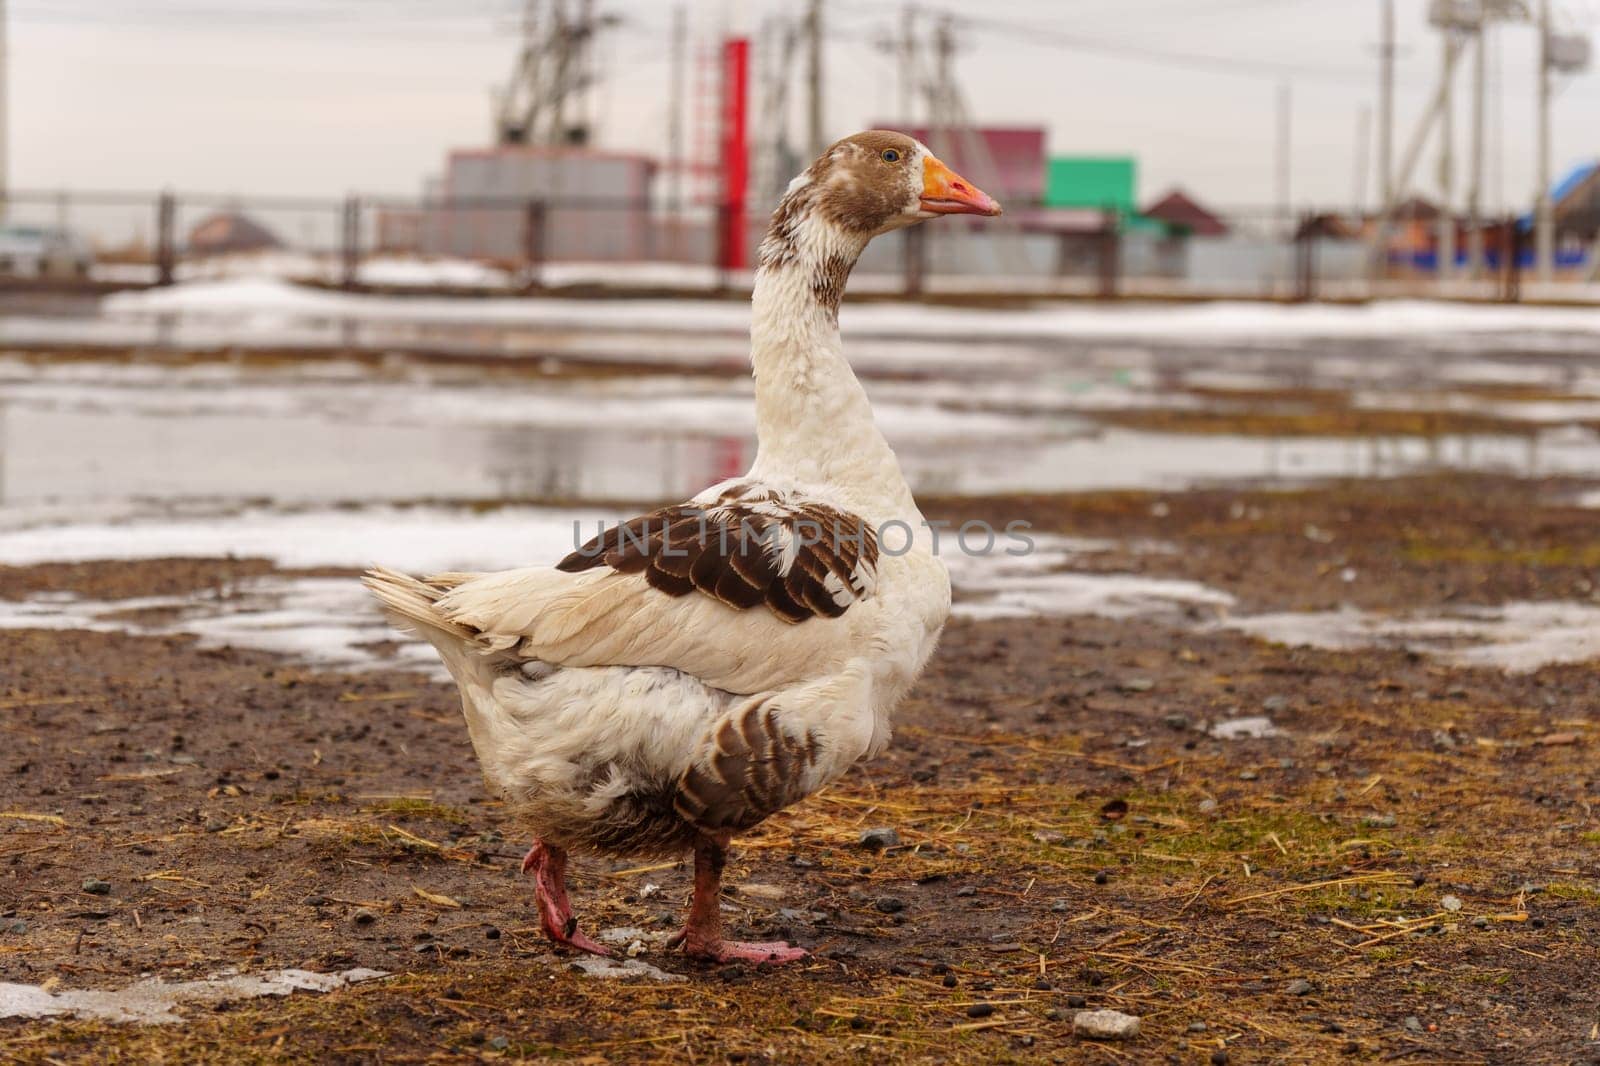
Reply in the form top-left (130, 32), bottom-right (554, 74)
top-left (495, 0), bottom-right (620, 147)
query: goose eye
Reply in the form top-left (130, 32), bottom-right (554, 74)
top-left (881, 149), bottom-right (900, 163)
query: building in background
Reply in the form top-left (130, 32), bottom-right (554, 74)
top-left (186, 212), bottom-right (283, 257)
top-left (381, 146), bottom-right (660, 264)
top-left (1043, 156), bottom-right (1138, 215)
top-left (1142, 188), bottom-right (1230, 237)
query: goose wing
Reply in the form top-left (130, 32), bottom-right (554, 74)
top-left (426, 481), bottom-right (881, 694)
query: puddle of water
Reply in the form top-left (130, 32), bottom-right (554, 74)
top-left (1223, 602), bottom-right (1600, 674)
top-left (0, 968), bottom-right (386, 1025)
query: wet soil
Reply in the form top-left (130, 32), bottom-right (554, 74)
top-left (2, 475), bottom-right (1598, 1064)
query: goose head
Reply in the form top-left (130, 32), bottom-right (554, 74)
top-left (761, 132), bottom-right (1003, 276)
top-left (799, 130), bottom-right (1003, 239)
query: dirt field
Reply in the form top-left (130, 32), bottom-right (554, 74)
top-left (3, 475), bottom-right (1598, 1064)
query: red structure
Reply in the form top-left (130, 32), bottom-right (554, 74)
top-left (717, 38), bottom-right (750, 271)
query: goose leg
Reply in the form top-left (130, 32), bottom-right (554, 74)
top-left (676, 835), bottom-right (807, 965)
top-left (521, 840), bottom-right (610, 956)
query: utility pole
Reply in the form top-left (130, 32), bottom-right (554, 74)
top-left (1535, 0), bottom-right (1554, 281)
top-left (1438, 28), bottom-right (1456, 282)
top-left (898, 4), bottom-right (917, 122)
top-left (1467, 8), bottom-right (1488, 278)
top-left (1276, 81), bottom-right (1293, 238)
top-left (668, 4), bottom-right (686, 212)
top-left (806, 0), bottom-right (825, 158)
top-left (1373, 0), bottom-right (1396, 281)
top-left (0, 0), bottom-right (8, 225)
top-left (931, 15), bottom-right (955, 153)
top-left (1354, 105), bottom-right (1372, 210)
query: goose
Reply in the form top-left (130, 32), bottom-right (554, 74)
top-left (364, 131), bottom-right (1001, 965)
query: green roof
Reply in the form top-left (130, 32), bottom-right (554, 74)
top-left (1045, 157), bottom-right (1137, 212)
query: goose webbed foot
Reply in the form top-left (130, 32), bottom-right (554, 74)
top-left (521, 839), bottom-right (611, 957)
top-left (674, 835), bottom-right (808, 966)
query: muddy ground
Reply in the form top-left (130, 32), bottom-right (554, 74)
top-left (2, 474), bottom-right (1598, 1064)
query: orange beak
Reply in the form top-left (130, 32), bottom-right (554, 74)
top-left (920, 156), bottom-right (1002, 217)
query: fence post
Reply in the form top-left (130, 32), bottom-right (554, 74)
top-left (1503, 213), bottom-right (1523, 304)
top-left (902, 225), bottom-right (926, 297)
top-left (340, 195), bottom-right (361, 290)
top-left (154, 191), bottom-right (177, 287)
top-left (523, 200), bottom-right (547, 290)
top-left (713, 203), bottom-right (733, 294)
top-left (1097, 208), bottom-right (1121, 300)
top-left (1293, 215), bottom-right (1316, 303)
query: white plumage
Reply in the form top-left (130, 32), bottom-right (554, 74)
top-left (364, 131), bottom-right (1000, 964)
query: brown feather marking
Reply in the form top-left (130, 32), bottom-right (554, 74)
top-left (675, 701), bottom-right (822, 833)
top-left (558, 493), bottom-right (876, 623)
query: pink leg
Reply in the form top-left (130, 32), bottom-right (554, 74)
top-left (676, 835), bottom-right (807, 965)
top-left (521, 840), bottom-right (610, 956)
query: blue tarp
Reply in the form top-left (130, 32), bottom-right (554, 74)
top-left (1516, 160), bottom-right (1599, 230)
top-left (1397, 248), bottom-right (1590, 271)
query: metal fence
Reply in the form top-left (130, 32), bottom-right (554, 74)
top-left (3, 188), bottom-right (1597, 303)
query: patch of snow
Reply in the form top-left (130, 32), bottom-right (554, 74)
top-left (101, 281), bottom-right (1600, 344)
top-left (0, 505), bottom-right (619, 572)
top-left (1224, 602), bottom-right (1600, 674)
top-left (946, 535), bottom-right (1235, 622)
top-left (1208, 716), bottom-right (1282, 740)
top-left (0, 519), bottom-right (1220, 675)
top-left (0, 968), bottom-right (385, 1025)
top-left (562, 956), bottom-right (685, 983)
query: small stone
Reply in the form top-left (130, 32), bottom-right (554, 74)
top-left (1032, 830), bottom-right (1066, 844)
top-left (966, 1003), bottom-right (995, 1018)
top-left (1066, 995), bottom-right (1087, 1008)
top-left (857, 827), bottom-right (901, 850)
top-left (1188, 1021), bottom-right (1208, 1033)
top-left (81, 878), bottom-right (111, 896)
top-left (955, 886), bottom-right (977, 897)
top-left (1044, 1008), bottom-right (1064, 1022)
top-left (1286, 979), bottom-right (1313, 996)
top-left (1072, 1009), bottom-right (1141, 1040)
top-left (1403, 1016), bottom-right (1423, 1033)
top-left (352, 908), bottom-right (378, 925)
top-left (303, 894), bottom-right (327, 907)
top-left (1441, 895), bottom-right (1463, 912)
top-left (1471, 916), bottom-right (1489, 928)
top-left (1198, 798), bottom-right (1218, 815)
top-left (1120, 678), bottom-right (1155, 693)
top-left (942, 974), bottom-right (958, 988)
top-left (874, 896), bottom-right (906, 914)
top-left (1363, 813), bottom-right (1397, 829)
top-left (1238, 770), bottom-right (1258, 781)
top-left (1263, 695), bottom-right (1290, 713)
top-left (487, 1035), bottom-right (509, 1051)
top-left (6, 920), bottom-right (26, 934)
top-left (1051, 900), bottom-right (1070, 913)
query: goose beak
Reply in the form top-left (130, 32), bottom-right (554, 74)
top-left (920, 156), bottom-right (1002, 217)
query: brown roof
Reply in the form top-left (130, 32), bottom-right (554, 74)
top-left (187, 212), bottom-right (283, 255)
top-left (1141, 188), bottom-right (1229, 236)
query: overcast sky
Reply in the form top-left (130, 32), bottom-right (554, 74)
top-left (10, 0), bottom-right (1600, 214)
